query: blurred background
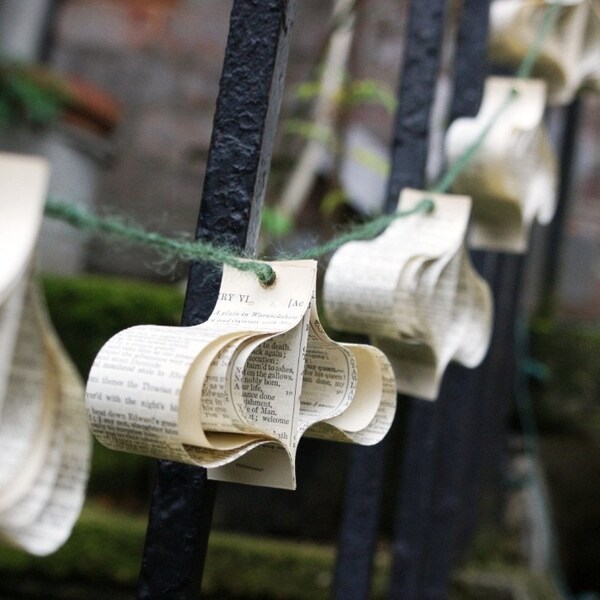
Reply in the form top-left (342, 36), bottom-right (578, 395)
top-left (0, 0), bottom-right (599, 598)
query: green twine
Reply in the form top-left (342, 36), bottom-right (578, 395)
top-left (44, 200), bottom-right (276, 285)
top-left (43, 3), bottom-right (562, 285)
top-left (432, 89), bottom-right (518, 195)
top-left (296, 199), bottom-right (434, 259)
top-left (45, 198), bottom-right (433, 285)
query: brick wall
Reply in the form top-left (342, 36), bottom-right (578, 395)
top-left (50, 0), bottom-right (400, 279)
top-left (48, 1), bottom-right (600, 319)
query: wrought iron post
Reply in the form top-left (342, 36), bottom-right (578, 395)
top-left (332, 2), bottom-right (448, 598)
top-left (137, 2), bottom-right (296, 597)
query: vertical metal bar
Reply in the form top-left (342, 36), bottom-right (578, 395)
top-left (137, 2), bottom-right (295, 598)
top-left (537, 99), bottom-right (582, 317)
top-left (389, 398), bottom-right (438, 600)
top-left (478, 70), bottom-right (583, 551)
top-left (39, 0), bottom-right (63, 64)
top-left (332, 3), bottom-right (447, 599)
top-left (383, 2), bottom-right (451, 599)
top-left (415, 3), bottom-right (492, 597)
top-left (332, 440), bottom-right (390, 600)
top-left (455, 99), bottom-right (583, 554)
top-left (421, 252), bottom-right (498, 587)
top-left (448, 0), bottom-right (491, 123)
top-left (483, 254), bottom-right (526, 505)
top-left (483, 100), bottom-right (583, 519)
top-left (385, 0), bottom-right (447, 212)
top-left (420, 364), bottom-right (476, 600)
top-left (0, 0), bottom-right (57, 61)
top-left (454, 253), bottom-right (525, 553)
top-left (445, 252), bottom-right (500, 561)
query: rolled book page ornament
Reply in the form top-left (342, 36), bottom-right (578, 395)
top-left (445, 77), bottom-right (558, 253)
top-left (323, 189), bottom-right (493, 401)
top-left (0, 154), bottom-right (91, 556)
top-left (489, 0), bottom-right (592, 104)
top-left (86, 260), bottom-right (396, 490)
top-left (579, 1), bottom-right (600, 93)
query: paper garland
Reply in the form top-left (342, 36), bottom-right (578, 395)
top-left (323, 189), bottom-right (493, 401)
top-left (0, 153), bottom-right (91, 556)
top-left (489, 0), bottom-right (600, 104)
top-left (445, 77), bottom-right (558, 253)
top-left (86, 260), bottom-right (396, 490)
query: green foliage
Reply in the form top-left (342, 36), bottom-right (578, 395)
top-left (294, 80), bottom-right (322, 102)
top-left (0, 505), bottom-right (146, 596)
top-left (42, 275), bottom-right (183, 510)
top-left (349, 144), bottom-right (389, 176)
top-left (0, 65), bottom-right (70, 128)
top-left (261, 206), bottom-right (295, 238)
top-left (42, 275), bottom-right (184, 378)
top-left (529, 319), bottom-right (600, 432)
top-left (0, 503), bottom-right (390, 599)
top-left (203, 531), bottom-right (335, 599)
top-left (319, 189), bottom-right (349, 216)
top-left (0, 503), bottom-right (560, 599)
top-left (282, 76), bottom-right (395, 222)
top-left (343, 79), bottom-right (396, 114)
top-left (294, 77), bottom-right (396, 115)
top-left (452, 569), bottom-right (564, 600)
top-left (284, 118), bottom-right (335, 147)
top-left (87, 439), bottom-right (154, 505)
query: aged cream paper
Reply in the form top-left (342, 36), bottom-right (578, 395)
top-left (323, 189), bottom-right (493, 401)
top-left (445, 77), bottom-right (558, 253)
top-left (0, 154), bottom-right (49, 417)
top-left (0, 281), bottom-right (56, 515)
top-left (0, 279), bottom-right (27, 418)
top-left (0, 153), bottom-right (49, 306)
top-left (579, 2), bottom-right (600, 92)
top-left (0, 152), bottom-right (91, 555)
top-left (86, 260), bottom-right (396, 490)
top-left (0, 282), bottom-right (91, 556)
top-left (489, 0), bottom-right (591, 105)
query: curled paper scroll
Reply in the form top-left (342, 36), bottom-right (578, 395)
top-left (489, 0), bottom-right (598, 104)
top-left (0, 153), bottom-right (91, 555)
top-left (86, 260), bottom-right (396, 490)
top-left (323, 189), bottom-right (493, 401)
top-left (445, 77), bottom-right (558, 253)
top-left (580, 2), bottom-right (600, 92)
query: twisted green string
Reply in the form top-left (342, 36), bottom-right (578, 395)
top-left (295, 199), bottom-right (434, 259)
top-left (44, 200), bottom-right (277, 285)
top-left (44, 198), bottom-right (433, 285)
top-left (44, 3), bottom-right (562, 285)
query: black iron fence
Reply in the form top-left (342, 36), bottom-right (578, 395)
top-left (135, 1), bottom-right (581, 598)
